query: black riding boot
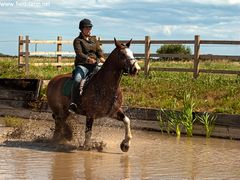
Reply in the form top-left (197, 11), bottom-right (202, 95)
top-left (68, 81), bottom-right (80, 113)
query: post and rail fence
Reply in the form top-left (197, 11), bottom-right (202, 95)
top-left (18, 35), bottom-right (240, 78)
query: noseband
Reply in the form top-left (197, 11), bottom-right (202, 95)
top-left (122, 58), bottom-right (137, 75)
top-left (117, 49), bottom-right (137, 75)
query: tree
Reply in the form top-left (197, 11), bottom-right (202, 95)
top-left (156, 44), bottom-right (192, 61)
top-left (0, 52), bottom-right (8, 57)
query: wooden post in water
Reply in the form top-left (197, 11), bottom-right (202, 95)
top-left (18, 35), bottom-right (24, 66)
top-left (193, 35), bottom-right (200, 78)
top-left (144, 36), bottom-right (151, 76)
top-left (25, 35), bottom-right (29, 77)
top-left (57, 36), bottom-right (62, 65)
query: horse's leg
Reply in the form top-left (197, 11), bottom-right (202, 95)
top-left (52, 113), bottom-right (64, 141)
top-left (83, 117), bottom-right (94, 149)
top-left (52, 112), bottom-right (72, 142)
top-left (63, 117), bottom-right (73, 141)
top-left (116, 110), bottom-right (132, 152)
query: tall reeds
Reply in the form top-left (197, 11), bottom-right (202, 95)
top-left (158, 92), bottom-right (216, 138)
top-left (198, 112), bottom-right (216, 138)
top-left (181, 93), bottom-right (196, 137)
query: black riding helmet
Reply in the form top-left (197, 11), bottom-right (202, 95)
top-left (79, 19), bottom-right (93, 30)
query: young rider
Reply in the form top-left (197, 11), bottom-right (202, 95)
top-left (69, 18), bottom-right (105, 113)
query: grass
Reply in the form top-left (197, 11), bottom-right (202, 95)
top-left (3, 116), bottom-right (24, 128)
top-left (0, 56), bottom-right (73, 79)
top-left (1, 57), bottom-right (240, 114)
top-left (121, 71), bottom-right (240, 114)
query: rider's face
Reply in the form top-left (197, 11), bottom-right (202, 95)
top-left (82, 26), bottom-right (92, 37)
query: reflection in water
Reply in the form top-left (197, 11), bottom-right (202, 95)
top-left (120, 155), bottom-right (130, 179)
top-left (84, 152), bottom-right (94, 180)
top-left (14, 149), bottom-right (27, 179)
top-left (51, 152), bottom-right (76, 180)
top-left (0, 127), bottom-right (240, 179)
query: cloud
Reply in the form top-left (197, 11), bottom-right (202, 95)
top-left (143, 25), bottom-right (175, 36)
top-left (35, 12), bottom-right (65, 17)
top-left (50, 0), bottom-right (122, 9)
top-left (182, 0), bottom-right (240, 5)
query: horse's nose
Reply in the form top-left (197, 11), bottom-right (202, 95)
top-left (132, 62), bottom-right (141, 75)
top-left (135, 62), bottom-right (141, 71)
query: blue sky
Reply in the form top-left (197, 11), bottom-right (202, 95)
top-left (0, 0), bottom-right (240, 55)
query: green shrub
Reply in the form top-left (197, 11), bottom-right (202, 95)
top-left (156, 44), bottom-right (191, 60)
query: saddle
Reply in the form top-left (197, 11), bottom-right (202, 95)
top-left (62, 63), bottom-right (102, 97)
top-left (61, 72), bottom-right (92, 97)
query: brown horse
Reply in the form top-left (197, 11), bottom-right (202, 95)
top-left (47, 38), bottom-right (140, 152)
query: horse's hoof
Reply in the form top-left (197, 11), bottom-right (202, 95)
top-left (83, 146), bottom-right (91, 151)
top-left (120, 140), bottom-right (129, 152)
top-left (64, 133), bottom-right (73, 141)
top-left (83, 141), bottom-right (91, 151)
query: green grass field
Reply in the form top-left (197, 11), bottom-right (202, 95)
top-left (1, 57), bottom-right (240, 114)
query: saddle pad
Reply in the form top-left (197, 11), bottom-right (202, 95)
top-left (62, 79), bottom-right (74, 97)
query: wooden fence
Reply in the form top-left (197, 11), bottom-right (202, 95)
top-left (18, 35), bottom-right (240, 78)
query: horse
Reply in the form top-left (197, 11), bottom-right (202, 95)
top-left (46, 38), bottom-right (141, 152)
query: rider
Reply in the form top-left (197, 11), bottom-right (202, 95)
top-left (68, 18), bottom-right (105, 113)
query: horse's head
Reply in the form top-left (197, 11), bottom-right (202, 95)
top-left (114, 38), bottom-right (141, 76)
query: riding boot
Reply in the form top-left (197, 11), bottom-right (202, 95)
top-left (68, 81), bottom-right (80, 113)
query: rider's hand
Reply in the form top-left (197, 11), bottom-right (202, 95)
top-left (87, 57), bottom-right (96, 64)
top-left (100, 57), bottom-right (105, 63)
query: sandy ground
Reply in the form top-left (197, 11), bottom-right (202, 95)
top-left (0, 117), bottom-right (55, 146)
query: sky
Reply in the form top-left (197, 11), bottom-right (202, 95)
top-left (0, 0), bottom-right (240, 55)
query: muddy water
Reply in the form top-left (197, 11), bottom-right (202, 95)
top-left (0, 125), bottom-right (240, 179)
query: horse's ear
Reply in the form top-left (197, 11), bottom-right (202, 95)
top-left (126, 39), bottom-right (132, 48)
top-left (114, 38), bottom-right (122, 49)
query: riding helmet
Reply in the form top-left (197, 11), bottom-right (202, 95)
top-left (79, 19), bottom-right (93, 30)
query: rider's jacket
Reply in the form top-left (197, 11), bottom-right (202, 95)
top-left (73, 32), bottom-right (104, 66)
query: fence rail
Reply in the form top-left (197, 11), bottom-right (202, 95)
top-left (18, 35), bottom-right (240, 78)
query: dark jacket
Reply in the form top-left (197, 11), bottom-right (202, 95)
top-left (73, 32), bottom-right (104, 66)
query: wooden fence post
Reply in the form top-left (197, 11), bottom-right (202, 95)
top-left (98, 36), bottom-right (102, 46)
top-left (25, 35), bottom-right (29, 77)
top-left (57, 36), bottom-right (62, 64)
top-left (18, 35), bottom-right (24, 66)
top-left (193, 35), bottom-right (200, 78)
top-left (144, 36), bottom-right (151, 76)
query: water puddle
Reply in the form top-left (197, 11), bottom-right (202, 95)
top-left (0, 118), bottom-right (239, 179)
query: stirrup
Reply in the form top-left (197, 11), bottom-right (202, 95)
top-left (68, 103), bottom-right (77, 114)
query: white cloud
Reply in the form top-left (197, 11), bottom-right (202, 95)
top-left (50, 0), bottom-right (122, 8)
top-left (142, 20), bottom-right (240, 40)
top-left (35, 12), bottom-right (65, 17)
top-left (144, 25), bottom-right (176, 36)
top-left (184, 0), bottom-right (240, 5)
top-left (162, 26), bottom-right (174, 36)
top-left (99, 16), bottom-right (124, 24)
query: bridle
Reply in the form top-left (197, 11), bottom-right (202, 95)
top-left (117, 48), bottom-right (137, 75)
